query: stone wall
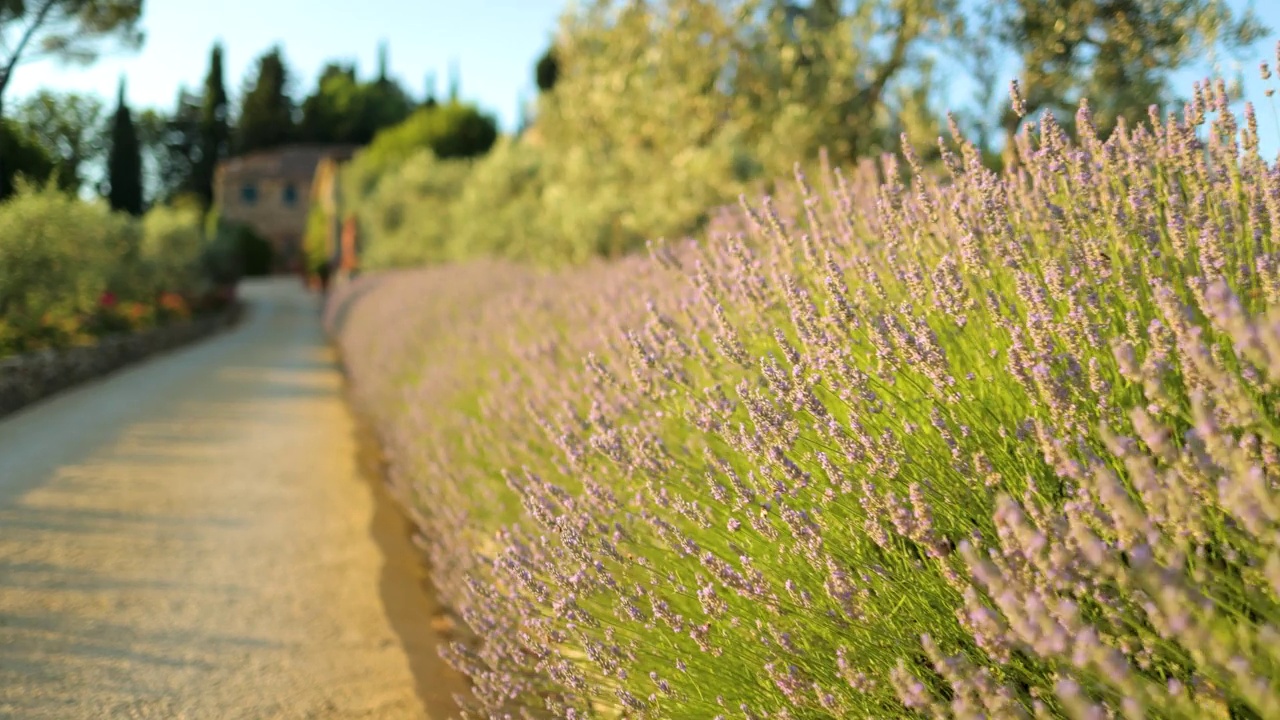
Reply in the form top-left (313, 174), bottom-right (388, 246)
top-left (0, 303), bottom-right (245, 419)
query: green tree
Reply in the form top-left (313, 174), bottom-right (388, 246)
top-left (12, 89), bottom-right (105, 193)
top-left (235, 45), bottom-right (296, 154)
top-left (360, 101), bottom-right (497, 171)
top-left (0, 0), bottom-right (143, 199)
top-left (0, 0), bottom-right (143, 118)
top-left (133, 104), bottom-right (179, 206)
top-left (194, 41), bottom-right (230, 209)
top-left (522, 0), bottom-right (958, 257)
top-left (0, 118), bottom-right (56, 199)
top-left (106, 77), bottom-right (142, 215)
top-left (995, 0), bottom-right (1268, 144)
top-left (299, 63), bottom-right (358, 143)
top-left (535, 44), bottom-right (558, 93)
top-left (297, 56), bottom-right (413, 145)
top-left (143, 87), bottom-right (202, 204)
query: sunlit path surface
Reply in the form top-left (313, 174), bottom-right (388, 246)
top-left (0, 279), bottom-right (436, 719)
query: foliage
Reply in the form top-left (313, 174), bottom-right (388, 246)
top-left (12, 89), bottom-right (104, 192)
top-left (333, 75), bottom-right (1280, 718)
top-left (349, 0), bottom-right (964, 266)
top-left (193, 42), bottom-right (230, 211)
top-left (446, 136), bottom-right (548, 262)
top-left (303, 200), bottom-right (330, 275)
top-left (346, 149), bottom-right (472, 269)
top-left (0, 184), bottom-right (211, 356)
top-left (235, 45), bottom-right (296, 155)
top-left (535, 44), bottom-right (558, 92)
top-left (993, 0), bottom-right (1268, 143)
top-left (333, 100), bottom-right (498, 268)
top-left (106, 78), bottom-right (142, 215)
top-left (204, 211), bottom-right (274, 277)
top-left (0, 117), bottom-right (55, 200)
top-left (139, 203), bottom-right (206, 292)
top-left (0, 0), bottom-right (144, 113)
top-left (297, 59), bottom-right (414, 145)
top-left (357, 101), bottom-right (496, 174)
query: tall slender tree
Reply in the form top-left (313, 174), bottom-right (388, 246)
top-left (106, 77), bottom-right (142, 215)
top-left (235, 46), bottom-right (296, 154)
top-left (194, 42), bottom-right (230, 210)
top-left (423, 71), bottom-right (439, 108)
top-left (447, 59), bottom-right (460, 102)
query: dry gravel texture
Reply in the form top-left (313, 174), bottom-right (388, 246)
top-left (0, 279), bottom-right (459, 720)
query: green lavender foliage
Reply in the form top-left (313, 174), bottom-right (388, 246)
top-left (332, 76), bottom-right (1280, 719)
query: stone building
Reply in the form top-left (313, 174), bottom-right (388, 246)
top-left (213, 144), bottom-right (358, 273)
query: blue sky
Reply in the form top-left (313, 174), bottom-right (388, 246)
top-left (7, 0), bottom-right (570, 132)
top-left (7, 0), bottom-right (1280, 154)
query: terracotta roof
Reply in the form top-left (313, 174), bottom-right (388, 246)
top-left (217, 144), bottom-right (360, 180)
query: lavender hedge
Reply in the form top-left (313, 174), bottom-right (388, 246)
top-left (329, 80), bottom-right (1280, 719)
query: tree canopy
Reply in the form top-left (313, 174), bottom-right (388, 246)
top-left (0, 118), bottom-right (55, 199)
top-left (994, 0), bottom-right (1268, 143)
top-left (0, 0), bottom-right (144, 114)
top-left (12, 89), bottom-right (104, 192)
top-left (297, 58), bottom-right (414, 145)
top-left (235, 45), bottom-right (296, 155)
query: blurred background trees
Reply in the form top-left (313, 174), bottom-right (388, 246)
top-left (235, 46), bottom-right (296, 155)
top-left (1, 0), bottom-right (1272, 268)
top-left (0, 0), bottom-right (144, 201)
top-left (995, 0), bottom-right (1268, 144)
top-left (12, 89), bottom-right (104, 192)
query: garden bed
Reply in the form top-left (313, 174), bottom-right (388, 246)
top-left (0, 301), bottom-right (245, 419)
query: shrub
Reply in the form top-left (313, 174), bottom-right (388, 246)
top-left (203, 209), bottom-right (275, 277)
top-left (141, 203), bottom-right (207, 294)
top-left (0, 120), bottom-right (57, 201)
top-left (304, 201), bottom-right (331, 275)
top-left (349, 149), bottom-right (472, 269)
top-left (0, 185), bottom-right (218, 356)
top-left (354, 101), bottom-right (497, 186)
top-left (446, 137), bottom-right (548, 262)
top-left (332, 84), bottom-right (1280, 718)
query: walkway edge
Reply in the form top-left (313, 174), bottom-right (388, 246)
top-left (338, 349), bottom-right (475, 719)
top-left (0, 301), bottom-right (246, 420)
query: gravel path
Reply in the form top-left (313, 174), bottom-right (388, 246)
top-left (0, 279), bottom-right (456, 719)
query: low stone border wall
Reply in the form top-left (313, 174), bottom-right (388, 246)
top-left (0, 302), bottom-right (246, 419)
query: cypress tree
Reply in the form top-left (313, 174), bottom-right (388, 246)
top-left (195, 42), bottom-right (230, 210)
top-left (236, 46), bottom-right (296, 154)
top-left (423, 71), bottom-right (438, 109)
top-left (107, 78), bottom-right (143, 216)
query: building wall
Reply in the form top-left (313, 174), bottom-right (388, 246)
top-left (216, 174), bottom-right (310, 272)
top-left (213, 145), bottom-right (358, 274)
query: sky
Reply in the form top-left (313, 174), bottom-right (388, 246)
top-left (6, 0), bottom-right (570, 133)
top-left (7, 0), bottom-right (1280, 151)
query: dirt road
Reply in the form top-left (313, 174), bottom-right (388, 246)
top-left (0, 279), bottom-right (461, 719)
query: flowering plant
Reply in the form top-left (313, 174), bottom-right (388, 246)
top-left (333, 75), bottom-right (1280, 718)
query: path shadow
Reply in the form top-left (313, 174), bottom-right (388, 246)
top-left (348, 389), bottom-right (473, 718)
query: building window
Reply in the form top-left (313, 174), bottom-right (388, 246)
top-left (282, 183), bottom-right (298, 206)
top-left (241, 183), bottom-right (257, 205)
